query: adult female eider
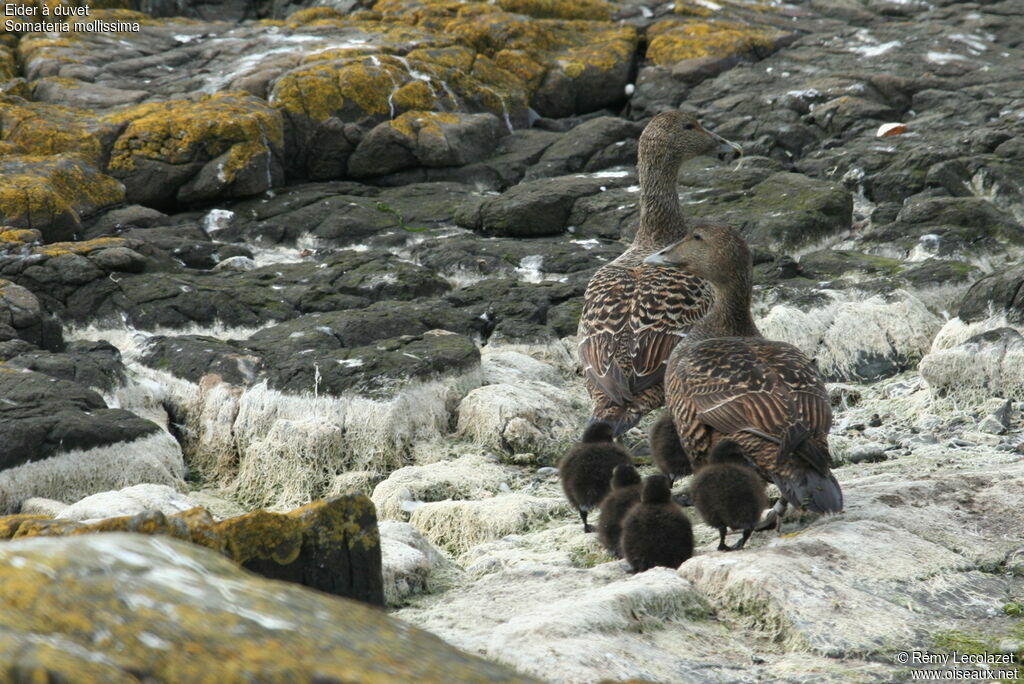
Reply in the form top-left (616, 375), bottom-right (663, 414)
top-left (559, 421), bottom-right (633, 532)
top-left (621, 474), bottom-right (694, 572)
top-left (691, 439), bottom-right (768, 551)
top-left (577, 111), bottom-right (742, 438)
top-left (646, 224), bottom-right (843, 527)
top-left (649, 411), bottom-right (691, 485)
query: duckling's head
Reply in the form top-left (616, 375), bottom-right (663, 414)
top-left (639, 111), bottom-right (742, 169)
top-left (611, 464), bottom-right (641, 488)
top-left (643, 224), bottom-right (751, 286)
top-left (581, 420), bottom-right (615, 444)
top-left (641, 474), bottom-right (672, 504)
top-left (707, 439), bottom-right (748, 466)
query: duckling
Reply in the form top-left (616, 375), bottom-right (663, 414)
top-left (649, 411), bottom-right (692, 485)
top-left (560, 421), bottom-right (632, 532)
top-left (691, 439), bottom-right (768, 551)
top-left (621, 475), bottom-right (694, 572)
top-left (646, 225), bottom-right (843, 528)
top-left (597, 464), bottom-right (642, 557)
top-left (578, 111), bottom-right (742, 437)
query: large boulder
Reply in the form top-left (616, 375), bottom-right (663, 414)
top-left (0, 533), bottom-right (538, 682)
top-left (348, 112), bottom-right (509, 178)
top-left (0, 370), bottom-right (177, 513)
top-left (919, 326), bottom-right (1024, 403)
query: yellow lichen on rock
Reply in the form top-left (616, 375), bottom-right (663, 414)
top-left (497, 0), bottom-right (613, 21)
top-left (104, 93), bottom-right (284, 173)
top-left (35, 236), bottom-right (127, 257)
top-left (0, 534), bottom-right (539, 683)
top-left (0, 98), bottom-right (109, 163)
top-left (290, 495), bottom-right (381, 552)
top-left (215, 509), bottom-right (305, 565)
top-left (0, 228), bottom-right (42, 247)
top-left (0, 155), bottom-right (124, 239)
top-left (0, 515), bottom-right (52, 540)
top-left (646, 18), bottom-right (787, 65)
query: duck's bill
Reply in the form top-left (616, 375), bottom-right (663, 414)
top-left (644, 250), bottom-right (669, 266)
top-left (712, 132), bottom-right (743, 161)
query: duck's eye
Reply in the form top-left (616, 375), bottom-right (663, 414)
top-left (684, 123), bottom-right (695, 130)
top-left (692, 233), bottom-right (702, 240)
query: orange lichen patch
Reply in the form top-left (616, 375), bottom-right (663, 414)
top-left (0, 155), bottom-right (124, 237)
top-left (34, 236), bottom-right (127, 257)
top-left (646, 18), bottom-right (787, 65)
top-left (171, 507), bottom-right (226, 553)
top-left (103, 93), bottom-right (284, 173)
top-left (0, 228), bottom-right (42, 247)
top-left (0, 45), bottom-right (15, 80)
top-left (215, 509), bottom-right (305, 565)
top-left (392, 79), bottom-right (439, 111)
top-left (0, 98), bottom-right (110, 163)
top-left (11, 519), bottom-right (83, 538)
top-left (0, 515), bottom-right (52, 540)
top-left (497, 0), bottom-right (613, 21)
top-left (290, 495), bottom-right (380, 552)
top-left (673, 0), bottom-right (715, 17)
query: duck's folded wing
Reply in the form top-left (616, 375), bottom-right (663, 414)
top-left (672, 339), bottom-right (791, 440)
top-left (628, 267), bottom-right (713, 393)
top-left (578, 266), bottom-right (637, 405)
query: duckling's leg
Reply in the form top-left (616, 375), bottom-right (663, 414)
top-left (729, 528), bottom-right (754, 551)
top-left (579, 508), bottom-right (592, 533)
top-left (717, 526), bottom-right (729, 551)
top-left (755, 499), bottom-right (788, 532)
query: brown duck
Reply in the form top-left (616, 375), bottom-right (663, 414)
top-left (577, 111), bottom-right (741, 437)
top-left (646, 224), bottom-right (843, 525)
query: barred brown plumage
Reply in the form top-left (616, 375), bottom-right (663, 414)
top-left (577, 111), bottom-right (741, 437)
top-left (647, 224), bottom-right (844, 522)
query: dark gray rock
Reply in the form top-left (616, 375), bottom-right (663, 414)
top-left (348, 113), bottom-right (508, 178)
top-left (523, 117), bottom-right (643, 181)
top-left (0, 279), bottom-right (63, 352)
top-left (139, 335), bottom-right (260, 386)
top-left (0, 370), bottom-right (160, 472)
top-left (456, 174), bottom-right (633, 238)
top-left (3, 340), bottom-right (127, 392)
top-left (958, 264), bottom-right (1024, 325)
top-left (443, 278), bottom-right (583, 342)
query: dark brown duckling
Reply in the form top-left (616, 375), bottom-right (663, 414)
top-left (597, 464), bottom-right (642, 557)
top-left (578, 111), bottom-right (742, 438)
top-left (560, 421), bottom-right (633, 532)
top-left (691, 439), bottom-right (769, 551)
top-left (647, 224), bottom-right (843, 528)
top-left (649, 411), bottom-right (692, 485)
top-left (621, 474), bottom-right (694, 572)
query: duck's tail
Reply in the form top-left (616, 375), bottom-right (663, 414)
top-left (773, 424), bottom-right (843, 513)
top-left (774, 469), bottom-right (844, 514)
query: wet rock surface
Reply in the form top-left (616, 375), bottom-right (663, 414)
top-left (1, 0), bottom-right (1023, 680)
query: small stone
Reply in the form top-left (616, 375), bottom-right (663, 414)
top-left (847, 446), bottom-right (888, 464)
top-left (978, 415), bottom-right (1007, 435)
top-left (868, 414), bottom-right (882, 427)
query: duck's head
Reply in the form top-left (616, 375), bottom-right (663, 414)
top-left (643, 224), bottom-right (751, 285)
top-left (641, 474), bottom-right (672, 504)
top-left (639, 111), bottom-right (742, 166)
top-left (581, 420), bottom-right (615, 444)
top-left (612, 464), bottom-right (641, 488)
top-left (707, 439), bottom-right (748, 466)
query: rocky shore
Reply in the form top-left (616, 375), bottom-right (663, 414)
top-left (1, 0), bottom-right (1023, 681)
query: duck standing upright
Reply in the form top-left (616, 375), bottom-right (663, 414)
top-left (646, 225), bottom-right (843, 525)
top-left (577, 111), bottom-right (741, 438)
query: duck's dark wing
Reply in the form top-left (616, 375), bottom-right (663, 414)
top-left (578, 262), bottom-right (711, 430)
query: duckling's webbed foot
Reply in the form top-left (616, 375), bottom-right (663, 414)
top-left (729, 528), bottom-right (754, 551)
top-left (755, 499), bottom-right (788, 532)
top-left (717, 526), bottom-right (730, 552)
